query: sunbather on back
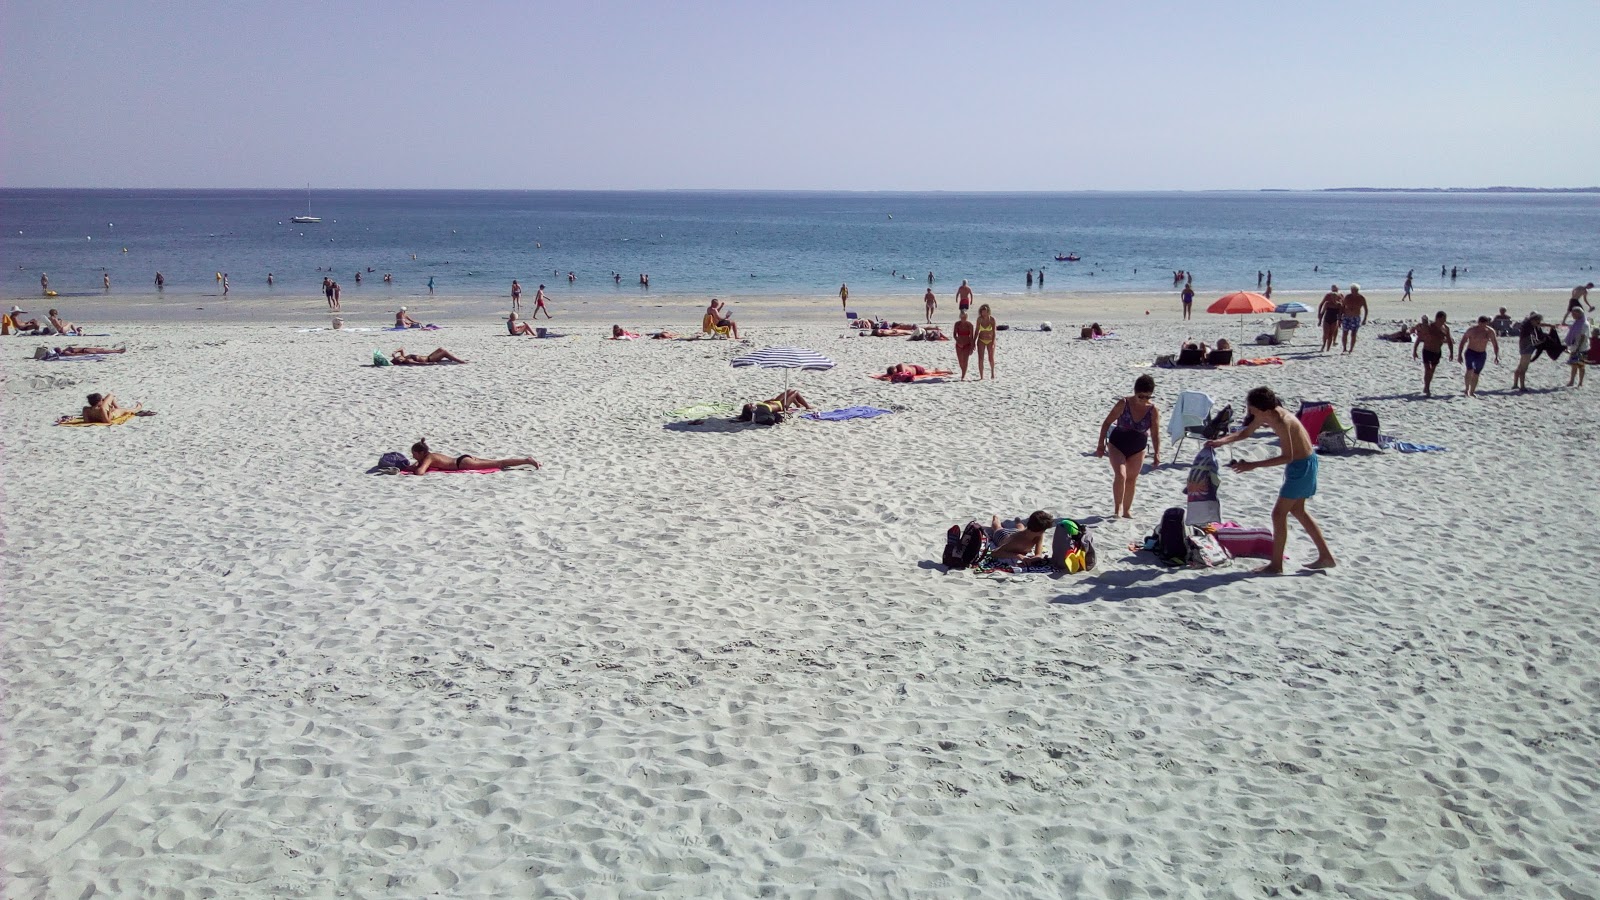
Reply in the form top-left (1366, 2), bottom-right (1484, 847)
top-left (391, 347), bottom-right (467, 365)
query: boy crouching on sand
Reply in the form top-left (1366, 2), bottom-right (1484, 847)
top-left (1206, 386), bottom-right (1336, 575)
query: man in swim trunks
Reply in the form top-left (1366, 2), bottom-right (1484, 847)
top-left (1458, 315), bottom-right (1500, 398)
top-left (532, 285), bottom-right (552, 319)
top-left (1411, 311), bottom-right (1453, 397)
top-left (1206, 386), bottom-right (1336, 574)
top-left (956, 279), bottom-right (974, 313)
top-left (82, 392), bottom-right (146, 423)
top-left (1339, 284), bottom-right (1368, 354)
top-left (924, 288), bottom-right (937, 323)
top-left (409, 438), bottom-right (539, 474)
top-left (1562, 283), bottom-right (1595, 326)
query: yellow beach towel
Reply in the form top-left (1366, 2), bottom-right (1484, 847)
top-left (56, 411), bottom-right (140, 427)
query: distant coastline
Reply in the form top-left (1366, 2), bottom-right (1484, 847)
top-left (1313, 186), bottom-right (1600, 194)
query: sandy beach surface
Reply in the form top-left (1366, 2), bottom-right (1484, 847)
top-left (3, 289), bottom-right (1598, 898)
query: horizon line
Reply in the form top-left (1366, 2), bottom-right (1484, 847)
top-left (2, 186), bottom-right (1598, 195)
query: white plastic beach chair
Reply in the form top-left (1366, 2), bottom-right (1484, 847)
top-left (1168, 390), bottom-right (1215, 458)
top-left (1269, 320), bottom-right (1299, 345)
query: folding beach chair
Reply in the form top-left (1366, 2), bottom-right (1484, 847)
top-left (1268, 320), bottom-right (1299, 345)
top-left (1297, 400), bottom-right (1353, 454)
top-left (1176, 346), bottom-right (1206, 367)
top-left (1169, 390), bottom-right (1215, 457)
top-left (1205, 348), bottom-right (1233, 366)
top-left (1350, 408), bottom-right (1383, 451)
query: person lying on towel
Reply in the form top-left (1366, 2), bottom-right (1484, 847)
top-left (987, 511), bottom-right (1055, 565)
top-left (886, 363), bottom-right (934, 383)
top-left (83, 392), bottom-right (149, 423)
top-left (408, 437), bottom-right (540, 474)
top-left (738, 390), bottom-right (812, 421)
top-left (391, 347), bottom-right (467, 365)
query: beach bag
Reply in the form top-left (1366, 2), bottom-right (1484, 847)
top-left (1317, 430), bottom-right (1349, 455)
top-left (1154, 507), bottom-right (1188, 565)
top-left (750, 405), bottom-right (786, 425)
top-left (944, 521), bottom-right (989, 570)
top-left (1214, 526), bottom-right (1274, 560)
top-left (1049, 518), bottom-right (1097, 573)
top-left (1201, 404), bottom-right (1233, 440)
top-left (1187, 527), bottom-right (1231, 568)
top-left (372, 350), bottom-right (391, 367)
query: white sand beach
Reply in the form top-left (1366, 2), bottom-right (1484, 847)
top-left (3, 290), bottom-right (1598, 897)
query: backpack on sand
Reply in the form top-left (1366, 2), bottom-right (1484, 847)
top-left (1051, 518), bottom-right (1097, 573)
top-left (1186, 527), bottom-right (1232, 568)
top-left (1153, 507), bottom-right (1189, 566)
top-left (943, 521), bottom-right (989, 570)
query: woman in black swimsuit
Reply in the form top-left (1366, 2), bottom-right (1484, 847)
top-left (408, 438), bottom-right (540, 474)
top-left (1094, 375), bottom-right (1162, 518)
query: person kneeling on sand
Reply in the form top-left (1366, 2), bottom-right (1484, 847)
top-left (391, 347), bottom-right (467, 365)
top-left (1205, 386), bottom-right (1336, 575)
top-left (987, 511), bottom-right (1054, 565)
top-left (409, 438), bottom-right (539, 474)
top-left (82, 392), bottom-right (152, 423)
top-left (507, 312), bottom-right (538, 336)
top-left (738, 390), bottom-right (812, 421)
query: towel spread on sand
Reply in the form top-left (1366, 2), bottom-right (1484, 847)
top-left (803, 406), bottom-right (894, 421)
top-left (388, 324), bottom-right (441, 331)
top-left (55, 411), bottom-right (144, 426)
top-left (398, 468), bottom-right (497, 475)
top-left (1235, 357), bottom-right (1285, 366)
top-left (667, 401), bottom-right (736, 419)
top-left (868, 370), bottom-right (953, 382)
top-left (36, 354), bottom-right (110, 362)
top-left (1379, 436), bottom-right (1449, 453)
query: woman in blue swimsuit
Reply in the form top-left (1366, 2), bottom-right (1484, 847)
top-left (1094, 374), bottom-right (1162, 518)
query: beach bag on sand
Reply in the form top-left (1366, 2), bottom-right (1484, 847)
top-left (1201, 404), bottom-right (1233, 440)
top-left (372, 350), bottom-right (391, 367)
top-left (1153, 507), bottom-right (1189, 565)
top-left (1187, 527), bottom-right (1232, 568)
top-left (943, 522), bottom-right (989, 570)
top-left (1050, 518), bottom-right (1097, 572)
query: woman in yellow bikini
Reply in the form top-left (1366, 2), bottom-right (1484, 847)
top-left (975, 304), bottom-right (997, 379)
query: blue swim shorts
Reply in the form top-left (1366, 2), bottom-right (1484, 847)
top-left (1280, 453), bottom-right (1319, 500)
top-left (1463, 348), bottom-right (1487, 372)
top-left (1341, 315), bottom-right (1362, 333)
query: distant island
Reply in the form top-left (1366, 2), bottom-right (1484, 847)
top-left (1315, 187), bottom-right (1600, 194)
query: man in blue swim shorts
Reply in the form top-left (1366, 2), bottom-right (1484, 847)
top-left (1458, 315), bottom-right (1500, 398)
top-left (1206, 386), bottom-right (1337, 574)
top-left (1339, 284), bottom-right (1369, 355)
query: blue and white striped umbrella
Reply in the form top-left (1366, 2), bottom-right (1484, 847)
top-left (731, 347), bottom-right (835, 399)
top-left (730, 347), bottom-right (836, 371)
top-left (1274, 301), bottom-right (1311, 316)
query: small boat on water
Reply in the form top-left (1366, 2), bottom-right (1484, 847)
top-left (1054, 253), bottom-right (1081, 262)
top-left (292, 184), bottom-right (320, 223)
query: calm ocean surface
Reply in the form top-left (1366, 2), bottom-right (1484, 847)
top-left (3, 190), bottom-right (1596, 303)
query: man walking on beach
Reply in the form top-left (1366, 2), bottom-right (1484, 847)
top-left (839, 283), bottom-right (849, 310)
top-left (956, 279), bottom-right (974, 314)
top-left (924, 288), bottom-right (937, 323)
top-left (1206, 386), bottom-right (1336, 575)
top-left (1402, 270), bottom-right (1414, 301)
top-left (532, 285), bottom-right (552, 319)
top-left (1180, 281), bottom-right (1194, 320)
top-left (1339, 283), bottom-right (1369, 354)
top-left (1412, 311), bottom-right (1453, 397)
top-left (1563, 283), bottom-right (1594, 326)
top-left (511, 280), bottom-right (522, 311)
top-left (1459, 315), bottom-right (1500, 398)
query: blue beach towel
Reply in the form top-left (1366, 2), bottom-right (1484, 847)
top-left (803, 406), bottom-right (894, 421)
top-left (1379, 436), bottom-right (1448, 453)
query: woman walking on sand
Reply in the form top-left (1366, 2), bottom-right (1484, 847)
top-left (1095, 375), bottom-right (1161, 519)
top-left (953, 310), bottom-right (976, 380)
top-left (974, 303), bottom-right (997, 379)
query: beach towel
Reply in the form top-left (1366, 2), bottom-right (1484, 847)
top-left (803, 406), bottom-right (894, 421)
top-left (1235, 357), bottom-right (1285, 366)
top-left (1378, 437), bottom-right (1448, 453)
top-left (34, 353), bottom-right (110, 362)
top-left (667, 401), bottom-right (736, 419)
top-left (868, 370), bottom-right (953, 382)
top-left (388, 324), bottom-right (440, 331)
top-left (55, 411), bottom-right (149, 426)
top-left (609, 331), bottom-right (642, 340)
top-left (862, 329), bottom-right (914, 337)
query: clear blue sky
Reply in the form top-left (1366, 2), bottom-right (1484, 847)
top-left (3, 0), bottom-right (1595, 190)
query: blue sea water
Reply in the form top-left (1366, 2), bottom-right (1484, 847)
top-left (2, 189), bottom-right (1596, 303)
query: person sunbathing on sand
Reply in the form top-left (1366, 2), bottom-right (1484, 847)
top-left (395, 307), bottom-right (420, 328)
top-left (650, 331), bottom-right (680, 340)
top-left (82, 392), bottom-right (149, 423)
top-left (51, 346), bottom-right (125, 356)
top-left (48, 309), bottom-right (82, 336)
top-left (738, 390), bottom-right (812, 421)
top-left (391, 347), bottom-right (467, 365)
top-left (886, 363), bottom-right (933, 382)
top-left (507, 312), bottom-right (538, 336)
top-left (408, 438), bottom-right (539, 474)
top-left (987, 511), bottom-right (1054, 564)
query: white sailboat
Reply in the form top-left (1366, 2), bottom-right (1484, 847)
top-left (292, 184), bottom-right (321, 223)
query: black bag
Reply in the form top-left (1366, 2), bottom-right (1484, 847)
top-left (944, 521), bottom-right (989, 570)
top-left (1201, 404), bottom-right (1233, 440)
top-left (1154, 507), bottom-right (1188, 565)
